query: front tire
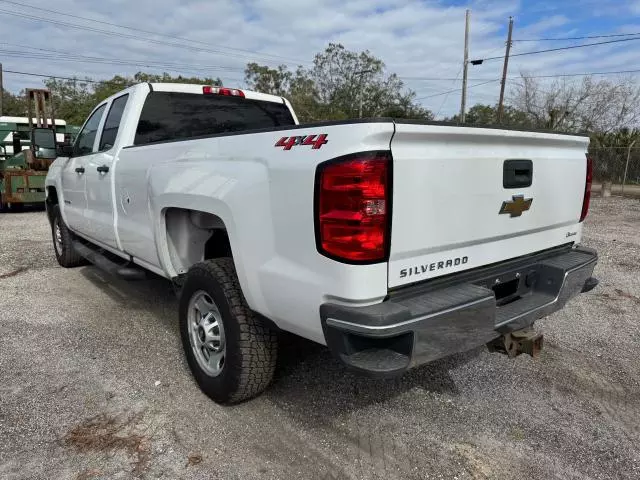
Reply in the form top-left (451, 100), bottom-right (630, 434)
top-left (179, 258), bottom-right (278, 404)
top-left (51, 204), bottom-right (85, 268)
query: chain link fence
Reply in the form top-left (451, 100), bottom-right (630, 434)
top-left (589, 146), bottom-right (640, 197)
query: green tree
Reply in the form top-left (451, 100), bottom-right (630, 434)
top-left (90, 75), bottom-right (135, 103)
top-left (44, 77), bottom-right (94, 125)
top-left (90, 73), bottom-right (222, 105)
top-left (1, 90), bottom-right (27, 116)
top-left (445, 103), bottom-right (531, 127)
top-left (244, 63), bottom-right (292, 97)
top-left (244, 43), bottom-right (433, 122)
top-left (44, 72), bottom-right (223, 125)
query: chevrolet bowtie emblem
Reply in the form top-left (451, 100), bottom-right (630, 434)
top-left (499, 195), bottom-right (533, 217)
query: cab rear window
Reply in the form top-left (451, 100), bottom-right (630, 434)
top-left (134, 92), bottom-right (295, 145)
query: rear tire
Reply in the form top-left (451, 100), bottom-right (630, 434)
top-left (179, 258), bottom-right (278, 404)
top-left (51, 204), bottom-right (85, 268)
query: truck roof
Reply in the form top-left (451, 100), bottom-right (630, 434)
top-left (148, 83), bottom-right (285, 104)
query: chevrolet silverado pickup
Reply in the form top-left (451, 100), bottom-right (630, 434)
top-left (45, 83), bottom-right (598, 404)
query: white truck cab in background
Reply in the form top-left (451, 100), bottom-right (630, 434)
top-left (45, 82), bottom-right (598, 403)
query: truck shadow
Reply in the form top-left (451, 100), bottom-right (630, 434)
top-left (78, 265), bottom-right (475, 414)
top-left (0, 204), bottom-right (46, 213)
top-left (267, 332), bottom-right (478, 419)
top-left (79, 266), bottom-right (179, 335)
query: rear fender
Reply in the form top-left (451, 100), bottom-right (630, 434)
top-left (148, 164), bottom-right (274, 312)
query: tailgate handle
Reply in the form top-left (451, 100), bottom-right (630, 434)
top-left (503, 159), bottom-right (532, 188)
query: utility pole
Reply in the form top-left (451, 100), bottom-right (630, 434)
top-left (497, 17), bottom-right (514, 123)
top-left (0, 63), bottom-right (4, 116)
top-left (460, 9), bottom-right (470, 123)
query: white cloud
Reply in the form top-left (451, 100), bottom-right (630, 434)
top-left (0, 0), bottom-right (638, 118)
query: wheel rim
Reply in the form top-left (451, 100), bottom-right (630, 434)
top-left (53, 217), bottom-right (63, 255)
top-left (187, 290), bottom-right (226, 377)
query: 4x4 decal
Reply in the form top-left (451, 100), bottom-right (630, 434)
top-left (275, 134), bottom-right (328, 150)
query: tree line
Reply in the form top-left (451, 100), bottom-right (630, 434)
top-left (2, 43), bottom-right (639, 181)
top-left (1, 72), bottom-right (222, 125)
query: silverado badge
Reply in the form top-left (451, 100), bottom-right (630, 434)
top-left (499, 195), bottom-right (533, 217)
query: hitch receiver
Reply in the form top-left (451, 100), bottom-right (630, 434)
top-left (487, 329), bottom-right (544, 358)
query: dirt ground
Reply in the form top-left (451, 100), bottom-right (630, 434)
top-left (1, 197), bottom-right (639, 480)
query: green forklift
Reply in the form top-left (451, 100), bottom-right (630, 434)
top-left (0, 89), bottom-right (72, 210)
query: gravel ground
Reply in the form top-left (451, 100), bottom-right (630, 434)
top-left (1, 198), bottom-right (639, 480)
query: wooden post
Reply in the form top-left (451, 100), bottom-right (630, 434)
top-left (460, 9), bottom-right (470, 123)
top-left (497, 17), bottom-right (514, 123)
top-left (0, 63), bottom-right (3, 116)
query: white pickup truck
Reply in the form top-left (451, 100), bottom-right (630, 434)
top-left (45, 83), bottom-right (598, 404)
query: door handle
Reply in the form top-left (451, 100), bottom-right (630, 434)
top-left (503, 159), bottom-right (533, 188)
top-left (75, 167), bottom-right (85, 174)
top-left (97, 165), bottom-right (110, 173)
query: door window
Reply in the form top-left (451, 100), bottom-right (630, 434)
top-left (99, 94), bottom-right (129, 151)
top-left (73, 104), bottom-right (106, 156)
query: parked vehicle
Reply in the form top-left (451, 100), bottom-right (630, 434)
top-left (45, 82), bottom-right (598, 403)
top-left (0, 89), bottom-right (76, 210)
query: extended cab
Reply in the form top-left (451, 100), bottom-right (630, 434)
top-left (45, 83), bottom-right (598, 403)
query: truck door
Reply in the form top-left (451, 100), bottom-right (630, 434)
top-left (60, 104), bottom-right (106, 235)
top-left (83, 94), bottom-right (130, 250)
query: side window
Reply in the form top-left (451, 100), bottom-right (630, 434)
top-left (73, 104), bottom-right (106, 156)
top-left (99, 94), bottom-right (129, 151)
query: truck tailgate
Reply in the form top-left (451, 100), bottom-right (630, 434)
top-left (388, 123), bottom-right (590, 288)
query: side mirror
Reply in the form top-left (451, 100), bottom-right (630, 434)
top-left (56, 144), bottom-right (75, 157)
top-left (31, 128), bottom-right (58, 159)
top-left (32, 127), bottom-right (57, 149)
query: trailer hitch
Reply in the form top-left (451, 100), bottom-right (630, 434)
top-left (487, 329), bottom-right (543, 358)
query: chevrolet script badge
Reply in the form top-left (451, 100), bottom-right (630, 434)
top-left (499, 195), bottom-right (533, 217)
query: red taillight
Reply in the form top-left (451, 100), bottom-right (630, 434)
top-left (580, 154), bottom-right (593, 222)
top-left (316, 152), bottom-right (391, 263)
top-left (203, 86), bottom-right (245, 97)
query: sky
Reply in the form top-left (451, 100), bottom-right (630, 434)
top-left (1, 0), bottom-right (640, 118)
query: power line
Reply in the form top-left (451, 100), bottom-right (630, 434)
top-left (514, 32), bottom-right (640, 42)
top-left (402, 68), bottom-right (640, 83)
top-left (403, 70), bottom-right (640, 81)
top-left (4, 69), bottom-right (124, 84)
top-left (435, 66), bottom-right (462, 117)
top-left (0, 44), bottom-right (245, 73)
top-left (0, 8), bottom-right (306, 66)
top-left (0, 40), bottom-right (251, 79)
top-left (0, 0), bottom-right (308, 65)
top-left (0, 51), bottom-right (232, 79)
top-left (512, 69), bottom-right (640, 79)
top-left (1, 42), bottom-right (244, 68)
top-left (415, 80), bottom-right (499, 101)
top-left (5, 66), bottom-right (496, 103)
top-left (472, 36), bottom-right (640, 63)
top-left (1, 68), bottom-right (244, 85)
